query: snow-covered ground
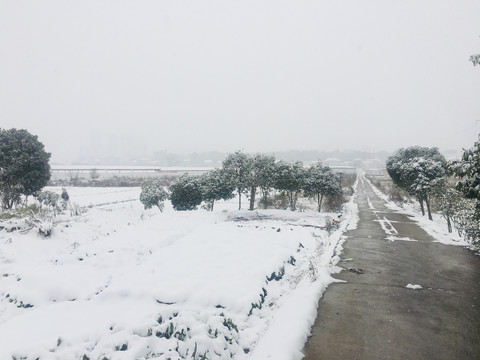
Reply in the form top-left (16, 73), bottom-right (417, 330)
top-left (0, 185), bottom-right (358, 360)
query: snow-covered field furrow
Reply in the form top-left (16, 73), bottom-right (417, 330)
top-left (0, 187), bottom-right (358, 360)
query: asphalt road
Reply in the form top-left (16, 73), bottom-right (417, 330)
top-left (302, 176), bottom-right (480, 360)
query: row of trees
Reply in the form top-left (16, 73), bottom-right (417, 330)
top-left (0, 129), bottom-right (344, 214)
top-left (140, 151), bottom-right (344, 212)
top-left (386, 140), bottom-right (480, 244)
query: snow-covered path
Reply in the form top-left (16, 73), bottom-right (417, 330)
top-left (302, 176), bottom-right (480, 359)
top-left (0, 187), bottom-right (357, 360)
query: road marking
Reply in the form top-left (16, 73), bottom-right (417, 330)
top-left (367, 197), bottom-right (375, 210)
top-left (376, 216), bottom-right (398, 236)
top-left (386, 235), bottom-right (417, 242)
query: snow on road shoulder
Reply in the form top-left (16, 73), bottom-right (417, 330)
top-left (249, 178), bottom-right (359, 360)
top-left (0, 187), bottom-right (357, 359)
top-left (364, 177), bottom-right (469, 247)
top-left (405, 284), bottom-right (423, 290)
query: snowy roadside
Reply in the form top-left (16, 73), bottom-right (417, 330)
top-left (364, 177), bottom-right (470, 248)
top-left (0, 185), bottom-right (358, 360)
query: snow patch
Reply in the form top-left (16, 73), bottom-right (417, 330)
top-left (367, 197), bottom-right (375, 210)
top-left (405, 284), bottom-right (423, 290)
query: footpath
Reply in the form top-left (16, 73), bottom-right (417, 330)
top-left (302, 176), bottom-right (480, 360)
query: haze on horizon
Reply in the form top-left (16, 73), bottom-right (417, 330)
top-left (1, 0), bottom-right (479, 164)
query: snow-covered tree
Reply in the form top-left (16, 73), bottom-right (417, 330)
top-left (273, 161), bottom-right (306, 211)
top-left (0, 128), bottom-right (51, 209)
top-left (304, 162), bottom-right (342, 212)
top-left (169, 174), bottom-right (203, 211)
top-left (386, 147), bottom-right (448, 220)
top-left (200, 168), bottom-right (235, 211)
top-left (451, 135), bottom-right (480, 217)
top-left (140, 183), bottom-right (168, 212)
top-left (222, 151), bottom-right (251, 210)
top-left (247, 154), bottom-right (277, 210)
top-left (432, 182), bottom-right (464, 233)
top-left (452, 199), bottom-right (480, 244)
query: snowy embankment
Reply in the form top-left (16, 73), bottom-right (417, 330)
top-left (364, 177), bottom-right (469, 248)
top-left (0, 185), bottom-right (358, 360)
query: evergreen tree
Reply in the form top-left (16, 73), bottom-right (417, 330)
top-left (200, 168), bottom-right (235, 211)
top-left (386, 146), bottom-right (448, 220)
top-left (451, 136), bottom-right (480, 218)
top-left (247, 154), bottom-right (277, 210)
top-left (273, 161), bottom-right (306, 211)
top-left (0, 128), bottom-right (51, 209)
top-left (304, 162), bottom-right (342, 212)
top-left (169, 174), bottom-right (203, 211)
top-left (432, 182), bottom-right (464, 233)
top-left (222, 151), bottom-right (251, 210)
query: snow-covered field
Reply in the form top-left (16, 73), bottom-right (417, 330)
top-left (0, 186), bottom-right (358, 360)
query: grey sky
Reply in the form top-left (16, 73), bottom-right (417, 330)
top-left (1, 0), bottom-right (479, 163)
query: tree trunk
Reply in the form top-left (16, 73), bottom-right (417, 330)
top-left (292, 192), bottom-right (298, 211)
top-left (317, 193), bottom-right (324, 213)
top-left (288, 192), bottom-right (295, 211)
top-left (425, 197), bottom-right (433, 221)
top-left (211, 199), bottom-right (215, 212)
top-left (446, 215), bottom-right (452, 233)
top-left (249, 186), bottom-right (256, 211)
top-left (418, 198), bottom-right (425, 216)
top-left (238, 189), bottom-right (242, 210)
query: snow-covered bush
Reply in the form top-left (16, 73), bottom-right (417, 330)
top-left (448, 198), bottom-right (480, 246)
top-left (36, 190), bottom-right (60, 212)
top-left (26, 209), bottom-right (53, 237)
top-left (139, 183), bottom-right (168, 212)
top-left (169, 175), bottom-right (203, 211)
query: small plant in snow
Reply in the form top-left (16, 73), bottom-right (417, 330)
top-left (36, 190), bottom-right (61, 215)
top-left (324, 219), bottom-right (341, 234)
top-left (26, 209), bottom-right (53, 237)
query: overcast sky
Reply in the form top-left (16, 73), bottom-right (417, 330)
top-left (1, 0), bottom-right (479, 163)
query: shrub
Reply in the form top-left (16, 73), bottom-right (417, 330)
top-left (140, 183), bottom-right (168, 211)
top-left (169, 175), bottom-right (203, 211)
